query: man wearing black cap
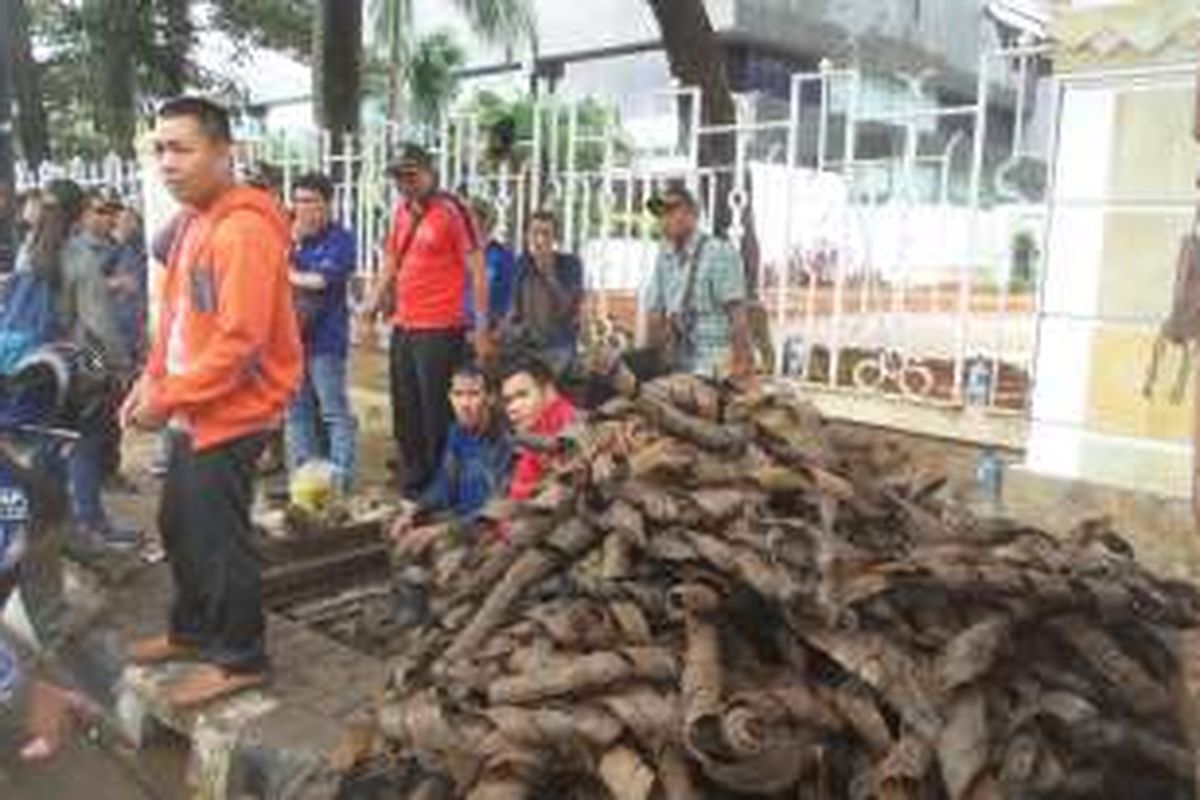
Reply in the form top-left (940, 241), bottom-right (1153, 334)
top-left (644, 183), bottom-right (752, 378)
top-left (365, 144), bottom-right (493, 500)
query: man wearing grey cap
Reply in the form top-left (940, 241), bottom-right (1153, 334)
top-left (644, 183), bottom-right (752, 379)
top-left (364, 145), bottom-right (493, 500)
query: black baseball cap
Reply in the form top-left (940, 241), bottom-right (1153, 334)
top-left (646, 182), bottom-right (699, 217)
top-left (387, 143), bottom-right (436, 178)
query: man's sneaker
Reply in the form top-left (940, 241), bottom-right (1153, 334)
top-left (74, 523), bottom-right (141, 554)
top-left (102, 473), bottom-right (140, 495)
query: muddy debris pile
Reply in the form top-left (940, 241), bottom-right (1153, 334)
top-left (349, 375), bottom-right (1200, 800)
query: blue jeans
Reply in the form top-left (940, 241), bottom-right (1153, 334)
top-left (285, 352), bottom-right (357, 490)
top-left (68, 430), bottom-right (109, 529)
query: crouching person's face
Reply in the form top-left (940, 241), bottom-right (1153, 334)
top-left (502, 371), bottom-right (553, 434)
top-left (450, 373), bottom-right (489, 432)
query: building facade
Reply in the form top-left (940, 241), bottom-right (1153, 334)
top-left (1026, 0), bottom-right (1198, 499)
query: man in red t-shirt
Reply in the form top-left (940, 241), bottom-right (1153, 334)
top-left (365, 145), bottom-right (494, 499)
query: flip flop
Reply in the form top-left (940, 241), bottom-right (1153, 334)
top-left (18, 682), bottom-right (102, 763)
top-left (18, 735), bottom-right (56, 762)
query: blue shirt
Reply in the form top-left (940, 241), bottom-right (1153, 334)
top-left (294, 223), bottom-right (357, 357)
top-left (464, 240), bottom-right (516, 324)
top-left (419, 423), bottom-right (512, 522)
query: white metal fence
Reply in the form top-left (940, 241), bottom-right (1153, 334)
top-left (14, 152), bottom-right (142, 202)
top-left (15, 44), bottom-right (1058, 413)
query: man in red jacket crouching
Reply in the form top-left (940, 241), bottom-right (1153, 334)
top-left (501, 355), bottom-right (577, 503)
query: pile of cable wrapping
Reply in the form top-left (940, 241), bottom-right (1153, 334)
top-left (337, 375), bottom-right (1200, 800)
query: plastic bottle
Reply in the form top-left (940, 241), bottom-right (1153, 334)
top-left (975, 447), bottom-right (1004, 511)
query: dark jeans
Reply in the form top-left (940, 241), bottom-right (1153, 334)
top-left (159, 430), bottom-right (269, 674)
top-left (389, 327), bottom-right (467, 499)
top-left (68, 389), bottom-right (123, 529)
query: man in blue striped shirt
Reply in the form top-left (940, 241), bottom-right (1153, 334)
top-left (644, 184), bottom-right (752, 379)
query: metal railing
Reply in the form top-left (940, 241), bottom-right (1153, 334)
top-left (14, 153), bottom-right (141, 201)
top-left (13, 44), bottom-right (1059, 414)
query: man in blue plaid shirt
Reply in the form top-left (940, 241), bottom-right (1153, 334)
top-left (643, 184), bottom-right (752, 379)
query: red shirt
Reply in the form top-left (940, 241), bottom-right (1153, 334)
top-left (386, 193), bottom-right (480, 330)
top-left (509, 394), bottom-right (577, 501)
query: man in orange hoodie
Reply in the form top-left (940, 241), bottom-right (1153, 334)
top-left (120, 97), bottom-right (302, 707)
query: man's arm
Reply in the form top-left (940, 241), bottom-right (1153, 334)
top-left (366, 216), bottom-right (400, 317)
top-left (366, 248), bottom-right (395, 316)
top-left (551, 256), bottom-right (584, 324)
top-left (710, 241), bottom-right (752, 376)
top-left (291, 271), bottom-right (326, 290)
top-left (727, 302), bottom-right (753, 377)
top-left (468, 248), bottom-right (489, 332)
top-left (73, 249), bottom-right (130, 372)
top-left (504, 260), bottom-right (527, 328)
top-left (417, 448), bottom-right (454, 515)
top-left (490, 248), bottom-right (515, 322)
top-left (642, 253), bottom-right (669, 349)
top-left (294, 230), bottom-right (357, 291)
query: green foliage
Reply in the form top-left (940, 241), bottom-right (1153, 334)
top-left (208, 0), bottom-right (314, 60)
top-left (449, 0), bottom-right (536, 44)
top-left (468, 90), bottom-right (630, 173)
top-left (364, 0), bottom-right (533, 123)
top-left (409, 31), bottom-right (466, 128)
top-left (18, 0), bottom-right (313, 159)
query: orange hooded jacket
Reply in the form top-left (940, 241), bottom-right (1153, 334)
top-left (142, 186), bottom-right (302, 452)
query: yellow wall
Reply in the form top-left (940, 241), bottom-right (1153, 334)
top-left (1085, 84), bottom-right (1196, 443)
top-left (1028, 3), bottom-right (1199, 498)
top-left (1055, 0), bottom-right (1197, 71)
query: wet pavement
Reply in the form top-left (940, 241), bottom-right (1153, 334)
top-left (0, 714), bottom-right (182, 800)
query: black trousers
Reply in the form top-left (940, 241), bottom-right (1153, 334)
top-left (389, 327), bottom-right (467, 500)
top-left (159, 430), bottom-right (269, 674)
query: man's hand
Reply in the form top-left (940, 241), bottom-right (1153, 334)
top-left (473, 328), bottom-right (498, 367)
top-left (387, 501), bottom-right (420, 543)
top-left (290, 270), bottom-right (326, 290)
top-left (118, 380), bottom-right (141, 429)
top-left (359, 275), bottom-right (391, 326)
top-left (395, 523), bottom-right (448, 561)
top-left (120, 379), bottom-right (168, 432)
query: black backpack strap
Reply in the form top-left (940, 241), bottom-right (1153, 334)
top-left (679, 234), bottom-right (708, 316)
top-left (392, 203), bottom-right (428, 281)
top-left (433, 190), bottom-right (482, 251)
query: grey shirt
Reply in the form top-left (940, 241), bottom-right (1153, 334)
top-left (59, 232), bottom-right (128, 372)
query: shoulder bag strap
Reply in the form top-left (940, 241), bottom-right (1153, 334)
top-left (679, 234), bottom-right (708, 317)
top-left (392, 202), bottom-right (431, 281)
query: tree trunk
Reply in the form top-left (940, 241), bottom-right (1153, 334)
top-left (383, 0), bottom-right (404, 126)
top-left (1192, 38), bottom-right (1200, 536)
top-left (644, 0), bottom-right (736, 167)
top-left (644, 0), bottom-right (761, 293)
top-left (314, 0), bottom-right (362, 136)
top-left (93, 0), bottom-right (138, 156)
top-left (160, 0), bottom-right (193, 96)
top-left (10, 0), bottom-right (49, 169)
top-left (0, 0), bottom-right (16, 272)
